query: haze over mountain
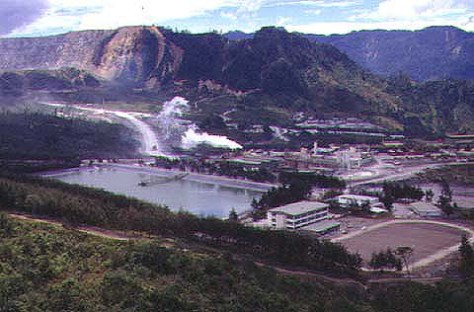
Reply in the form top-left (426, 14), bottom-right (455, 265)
top-left (0, 25), bottom-right (472, 136)
top-left (308, 26), bottom-right (474, 81)
top-left (227, 26), bottom-right (474, 82)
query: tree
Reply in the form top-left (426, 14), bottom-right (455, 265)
top-left (437, 196), bottom-right (454, 216)
top-left (424, 189), bottom-right (434, 202)
top-left (228, 208), bottom-right (239, 222)
top-left (251, 198), bottom-right (260, 210)
top-left (360, 200), bottom-right (371, 213)
top-left (459, 234), bottom-right (473, 260)
top-left (0, 212), bottom-right (13, 238)
top-left (395, 246), bottom-right (414, 277)
top-left (440, 180), bottom-right (453, 202)
top-left (369, 248), bottom-right (402, 272)
top-left (380, 194), bottom-right (394, 211)
top-left (459, 234), bottom-right (474, 276)
top-left (437, 179), bottom-right (455, 216)
top-left (382, 181), bottom-right (424, 202)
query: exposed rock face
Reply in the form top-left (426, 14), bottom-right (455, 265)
top-left (0, 26), bottom-right (183, 86)
top-left (93, 27), bottom-right (183, 85)
top-left (0, 30), bottom-right (113, 72)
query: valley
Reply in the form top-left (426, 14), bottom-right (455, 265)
top-left (0, 19), bottom-right (473, 312)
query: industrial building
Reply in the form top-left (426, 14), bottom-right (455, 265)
top-left (409, 202), bottom-right (443, 218)
top-left (336, 194), bottom-right (381, 208)
top-left (267, 201), bottom-right (335, 230)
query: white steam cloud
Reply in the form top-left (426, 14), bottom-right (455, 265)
top-left (158, 96), bottom-right (242, 150)
top-left (182, 127), bottom-right (243, 150)
top-left (42, 96), bottom-right (242, 157)
top-left (158, 96), bottom-right (190, 139)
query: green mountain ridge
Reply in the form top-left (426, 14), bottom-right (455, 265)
top-left (0, 26), bottom-right (473, 137)
top-left (227, 26), bottom-right (474, 82)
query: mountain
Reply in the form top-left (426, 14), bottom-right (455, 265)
top-left (306, 26), bottom-right (474, 81)
top-left (166, 27), bottom-right (407, 136)
top-left (0, 26), bottom-right (182, 87)
top-left (0, 26), bottom-right (473, 137)
top-left (0, 26), bottom-right (399, 115)
top-left (223, 30), bottom-right (253, 41)
top-left (0, 68), bottom-right (100, 96)
top-left (177, 27), bottom-right (474, 135)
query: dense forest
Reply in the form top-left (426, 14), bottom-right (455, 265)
top-left (0, 111), bottom-right (138, 159)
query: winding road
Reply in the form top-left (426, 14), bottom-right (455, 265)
top-left (348, 161), bottom-right (474, 188)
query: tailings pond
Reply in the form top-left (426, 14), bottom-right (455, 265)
top-left (46, 166), bottom-right (266, 218)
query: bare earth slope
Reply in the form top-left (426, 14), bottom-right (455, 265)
top-left (0, 26), bottom-right (183, 86)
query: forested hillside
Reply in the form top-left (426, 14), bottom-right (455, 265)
top-left (0, 214), bottom-right (368, 311)
top-left (0, 111), bottom-right (138, 160)
top-left (0, 174), bottom-right (362, 276)
top-left (387, 78), bottom-right (474, 134)
top-left (1, 180), bottom-right (474, 311)
top-left (229, 27), bottom-right (474, 81)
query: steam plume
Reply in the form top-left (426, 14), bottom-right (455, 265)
top-left (182, 127), bottom-right (243, 150)
top-left (157, 96), bottom-right (242, 150)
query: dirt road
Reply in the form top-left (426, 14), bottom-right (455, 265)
top-left (8, 213), bottom-right (139, 241)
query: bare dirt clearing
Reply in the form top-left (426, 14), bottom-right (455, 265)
top-left (334, 220), bottom-right (473, 270)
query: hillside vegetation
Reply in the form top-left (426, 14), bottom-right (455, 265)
top-left (0, 26), bottom-right (472, 137)
top-left (0, 214), bottom-right (369, 311)
top-left (386, 77), bottom-right (474, 135)
top-left (0, 111), bottom-right (138, 160)
top-left (417, 164), bottom-right (474, 186)
top-left (0, 68), bottom-right (100, 96)
top-left (0, 174), bottom-right (362, 276)
top-left (2, 188), bottom-right (474, 311)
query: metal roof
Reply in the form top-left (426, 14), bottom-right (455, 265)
top-left (269, 201), bottom-right (328, 216)
top-left (410, 201), bottom-right (442, 213)
top-left (301, 220), bottom-right (341, 233)
top-left (337, 194), bottom-right (379, 202)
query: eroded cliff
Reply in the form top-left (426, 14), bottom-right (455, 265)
top-left (0, 26), bottom-right (183, 86)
